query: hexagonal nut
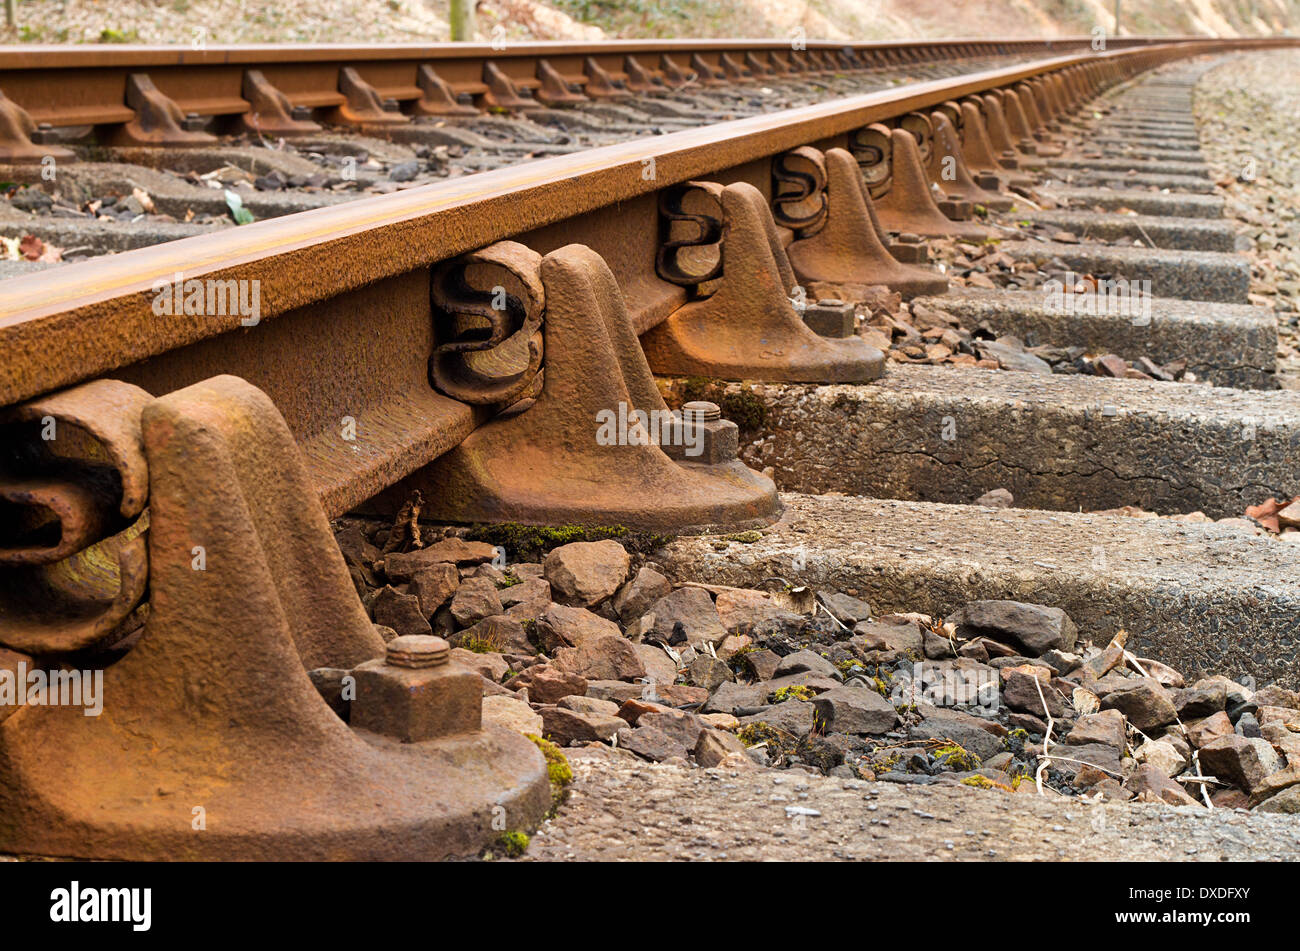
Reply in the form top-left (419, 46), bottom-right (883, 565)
top-left (351, 657), bottom-right (481, 743)
top-left (802, 299), bottom-right (855, 338)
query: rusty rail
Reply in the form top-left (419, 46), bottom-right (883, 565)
top-left (0, 34), bottom-right (1271, 156)
top-left (2, 36), bottom-right (1292, 516)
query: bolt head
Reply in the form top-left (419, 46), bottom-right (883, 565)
top-left (682, 400), bottom-right (721, 422)
top-left (386, 634), bottom-right (450, 669)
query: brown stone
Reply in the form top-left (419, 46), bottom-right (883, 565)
top-left (1003, 669), bottom-right (1065, 717)
top-left (645, 587), bottom-right (727, 647)
top-left (371, 585), bottom-right (432, 637)
top-left (542, 540), bottom-right (630, 608)
top-left (688, 653), bottom-right (734, 691)
top-left (611, 566), bottom-right (672, 626)
top-left (1199, 735), bottom-right (1283, 793)
top-left (617, 725), bottom-right (688, 762)
top-left (408, 562), bottom-right (460, 618)
top-left (510, 664), bottom-right (587, 704)
top-left (694, 728), bottom-right (750, 768)
top-left (1186, 711), bottom-right (1233, 749)
top-left (383, 538), bottom-right (497, 579)
top-left (540, 705), bottom-right (624, 745)
top-left (1065, 710), bottom-right (1127, 750)
top-left (1100, 680), bottom-right (1177, 731)
top-left (535, 603), bottom-right (622, 651)
top-left (553, 634), bottom-right (647, 682)
top-left (1125, 763), bottom-right (1200, 807)
top-left (449, 576), bottom-right (503, 628)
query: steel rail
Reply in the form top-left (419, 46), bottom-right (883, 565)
top-left (1, 37), bottom-right (1295, 515)
top-left (0, 34), bottom-right (1253, 130)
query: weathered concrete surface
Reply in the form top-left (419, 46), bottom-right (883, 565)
top-left (662, 494), bottom-right (1300, 687)
top-left (1000, 241), bottom-right (1249, 303)
top-left (1041, 170), bottom-right (1215, 194)
top-left (915, 288), bottom-right (1276, 389)
top-left (732, 366), bottom-right (1300, 517)
top-left (524, 746), bottom-right (1300, 862)
top-left (1013, 209), bottom-right (1236, 252)
top-left (1037, 187), bottom-right (1224, 218)
top-left (1050, 156), bottom-right (1210, 178)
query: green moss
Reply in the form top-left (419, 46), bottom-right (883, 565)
top-left (769, 684), bottom-right (815, 704)
top-left (500, 571), bottom-right (523, 588)
top-left (933, 742), bottom-right (981, 771)
top-left (725, 530), bottom-right (762, 543)
top-left (959, 775), bottom-right (1012, 792)
top-left (495, 830), bottom-right (530, 858)
top-left (526, 734), bottom-right (573, 814)
top-left (458, 631), bottom-right (502, 654)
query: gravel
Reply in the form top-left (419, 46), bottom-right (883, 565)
top-left (1195, 50), bottom-right (1300, 390)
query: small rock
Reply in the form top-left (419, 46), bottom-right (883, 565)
top-left (509, 664), bottom-right (587, 704)
top-left (1254, 785), bottom-right (1300, 814)
top-left (612, 566), bottom-right (672, 625)
top-left (742, 648), bottom-right (782, 681)
top-left (370, 586), bottom-right (432, 636)
top-left (540, 705), bottom-right (625, 745)
top-left (542, 540), bottom-right (630, 608)
top-left (694, 728), bottom-right (751, 768)
top-left (1126, 763), bottom-right (1200, 806)
top-left (535, 603), bottom-right (622, 651)
top-left (974, 488), bottom-right (1014, 508)
top-left (482, 694), bottom-right (542, 735)
top-left (1065, 710), bottom-right (1127, 750)
top-left (688, 653), bottom-right (734, 691)
top-left (449, 576), bottom-right (504, 627)
top-left (617, 725), bottom-right (688, 762)
top-left (558, 695), bottom-right (621, 717)
top-left (948, 600), bottom-right (1077, 654)
top-left (819, 592), bottom-right (875, 625)
top-left (383, 538), bottom-right (497, 578)
top-left (1134, 738), bottom-right (1186, 778)
top-left (553, 634), bottom-right (646, 682)
top-left (1003, 669), bottom-right (1065, 717)
top-left (408, 562), bottom-right (460, 617)
top-left (738, 700), bottom-right (815, 738)
top-left (774, 649), bottom-right (840, 679)
top-left (1100, 680), bottom-right (1177, 731)
top-left (1186, 710), bottom-right (1234, 748)
top-left (812, 686), bottom-right (899, 735)
top-left (1170, 680), bottom-right (1226, 719)
top-left (1198, 735), bottom-right (1282, 793)
top-left (645, 587), bottom-right (727, 647)
top-left (389, 160), bottom-right (420, 182)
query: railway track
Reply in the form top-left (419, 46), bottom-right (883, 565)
top-left (1, 34), bottom-right (1299, 862)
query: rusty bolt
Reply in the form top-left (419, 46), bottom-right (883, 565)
top-left (974, 170), bottom-right (1002, 191)
top-left (351, 634), bottom-right (480, 743)
top-left (890, 233), bottom-right (929, 265)
top-left (936, 198), bottom-right (973, 221)
top-left (660, 400), bottom-right (739, 466)
top-left (291, 105), bottom-right (313, 121)
top-left (998, 149), bottom-right (1019, 169)
top-left (382, 98), bottom-right (401, 112)
top-left (801, 299), bottom-right (855, 338)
